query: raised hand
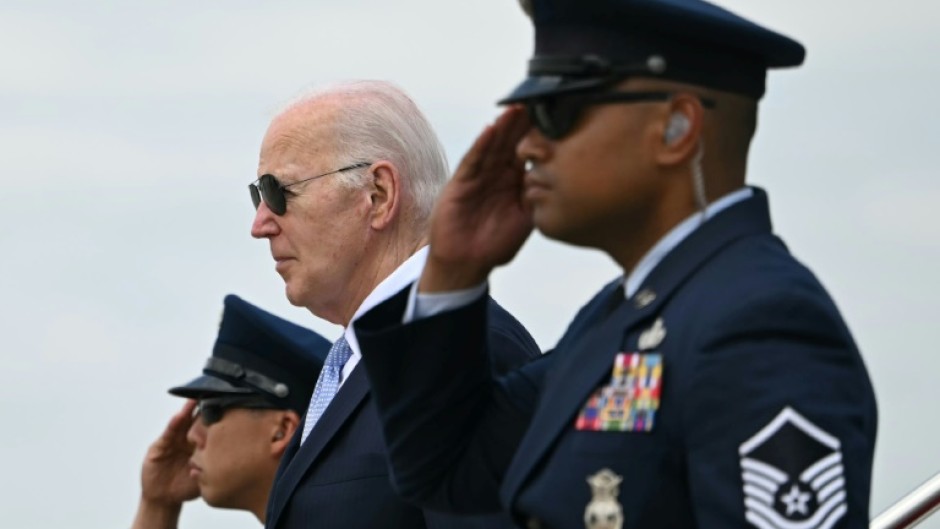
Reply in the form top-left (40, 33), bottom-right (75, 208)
top-left (421, 106), bottom-right (534, 292)
top-left (131, 400), bottom-right (200, 529)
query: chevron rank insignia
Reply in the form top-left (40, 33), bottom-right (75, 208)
top-left (739, 407), bottom-right (847, 529)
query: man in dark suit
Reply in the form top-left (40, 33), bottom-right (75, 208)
top-left (352, 1), bottom-right (878, 528)
top-left (249, 80), bottom-right (540, 528)
top-left (131, 294), bottom-right (329, 529)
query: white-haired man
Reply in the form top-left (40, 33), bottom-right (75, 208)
top-left (250, 81), bottom-right (540, 528)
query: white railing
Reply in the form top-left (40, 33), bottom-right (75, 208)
top-left (872, 472), bottom-right (940, 529)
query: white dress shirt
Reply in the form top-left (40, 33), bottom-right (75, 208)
top-left (339, 246), bottom-right (428, 386)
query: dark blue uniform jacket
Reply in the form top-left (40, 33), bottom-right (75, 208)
top-left (354, 188), bottom-right (877, 529)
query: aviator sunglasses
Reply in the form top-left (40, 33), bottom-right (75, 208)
top-left (249, 162), bottom-right (371, 215)
top-left (525, 90), bottom-right (716, 140)
top-left (195, 396), bottom-right (280, 427)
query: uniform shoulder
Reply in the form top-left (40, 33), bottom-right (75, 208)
top-left (689, 234), bottom-right (854, 350)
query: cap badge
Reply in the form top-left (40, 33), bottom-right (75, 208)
top-left (638, 318), bottom-right (666, 350)
top-left (584, 468), bottom-right (624, 529)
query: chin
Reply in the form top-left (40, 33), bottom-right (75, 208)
top-left (535, 217), bottom-right (595, 249)
top-left (283, 283), bottom-right (306, 308)
top-left (200, 486), bottom-right (238, 510)
top-left (199, 486), bottom-right (221, 506)
top-left (533, 211), bottom-right (569, 243)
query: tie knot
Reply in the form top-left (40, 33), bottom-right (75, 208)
top-left (326, 336), bottom-right (353, 370)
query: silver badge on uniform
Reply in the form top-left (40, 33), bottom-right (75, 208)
top-left (633, 288), bottom-right (657, 308)
top-left (739, 407), bottom-right (847, 529)
top-left (584, 468), bottom-right (624, 529)
top-left (638, 317), bottom-right (666, 350)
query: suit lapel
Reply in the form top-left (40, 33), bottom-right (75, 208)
top-left (266, 365), bottom-right (370, 529)
top-left (500, 297), bottom-right (645, 503)
top-left (501, 188), bottom-right (773, 504)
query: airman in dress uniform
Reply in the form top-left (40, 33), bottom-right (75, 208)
top-left (351, 0), bottom-right (878, 528)
top-left (130, 294), bottom-right (329, 529)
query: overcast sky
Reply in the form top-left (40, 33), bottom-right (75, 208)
top-left (1, 1), bottom-right (939, 528)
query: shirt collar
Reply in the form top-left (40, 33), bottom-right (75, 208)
top-left (624, 187), bottom-right (753, 298)
top-left (344, 246), bottom-right (429, 357)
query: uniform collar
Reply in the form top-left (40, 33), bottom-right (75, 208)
top-left (624, 187), bottom-right (753, 299)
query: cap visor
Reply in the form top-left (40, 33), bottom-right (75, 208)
top-left (168, 375), bottom-right (256, 399)
top-left (498, 75), bottom-right (611, 104)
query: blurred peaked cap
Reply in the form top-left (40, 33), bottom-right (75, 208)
top-left (168, 294), bottom-right (331, 414)
top-left (500, 0), bottom-right (806, 103)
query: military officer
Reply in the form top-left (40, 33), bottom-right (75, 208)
top-left (352, 0), bottom-right (878, 528)
top-left (130, 294), bottom-right (329, 528)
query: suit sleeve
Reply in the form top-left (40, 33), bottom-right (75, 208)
top-left (354, 284), bottom-right (549, 513)
top-left (682, 283), bottom-right (877, 528)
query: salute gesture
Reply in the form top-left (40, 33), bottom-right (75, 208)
top-left (131, 400), bottom-right (199, 529)
top-left (420, 107), bottom-right (533, 293)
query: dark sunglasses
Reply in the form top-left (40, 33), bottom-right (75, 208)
top-left (195, 396), bottom-right (279, 426)
top-left (249, 162), bottom-right (371, 215)
top-left (525, 90), bottom-right (717, 140)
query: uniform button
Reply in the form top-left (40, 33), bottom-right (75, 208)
top-left (527, 517), bottom-right (542, 529)
top-left (634, 288), bottom-right (657, 308)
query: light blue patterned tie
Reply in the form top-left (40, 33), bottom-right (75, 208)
top-left (300, 335), bottom-right (353, 444)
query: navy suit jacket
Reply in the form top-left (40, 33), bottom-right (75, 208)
top-left (265, 299), bottom-right (540, 529)
top-left (354, 189), bottom-right (878, 529)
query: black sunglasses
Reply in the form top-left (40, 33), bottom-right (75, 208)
top-left (525, 90), bottom-right (717, 140)
top-left (249, 162), bottom-right (371, 215)
top-left (195, 396), bottom-right (279, 427)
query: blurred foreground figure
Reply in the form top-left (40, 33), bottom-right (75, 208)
top-left (352, 1), bottom-right (878, 528)
top-left (130, 295), bottom-right (329, 529)
top-left (249, 80), bottom-right (539, 528)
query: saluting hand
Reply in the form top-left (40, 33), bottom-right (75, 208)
top-left (140, 400), bottom-right (200, 505)
top-left (421, 106), bottom-right (534, 292)
top-left (131, 400), bottom-right (200, 529)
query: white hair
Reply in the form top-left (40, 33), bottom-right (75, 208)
top-left (277, 81), bottom-right (449, 232)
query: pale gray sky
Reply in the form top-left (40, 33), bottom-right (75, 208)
top-left (1, 1), bottom-right (939, 528)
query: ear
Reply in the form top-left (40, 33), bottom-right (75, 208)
top-left (367, 161), bottom-right (402, 230)
top-left (654, 93), bottom-right (705, 167)
top-left (270, 410), bottom-right (300, 457)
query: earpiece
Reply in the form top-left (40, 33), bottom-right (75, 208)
top-left (663, 113), bottom-right (690, 145)
top-left (274, 431), bottom-right (285, 440)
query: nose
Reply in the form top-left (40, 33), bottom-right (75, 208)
top-left (516, 125), bottom-right (552, 166)
top-left (251, 200), bottom-right (281, 239)
top-left (187, 417), bottom-right (207, 448)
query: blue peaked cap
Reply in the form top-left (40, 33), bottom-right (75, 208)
top-left (501, 0), bottom-right (806, 102)
top-left (169, 294), bottom-right (331, 414)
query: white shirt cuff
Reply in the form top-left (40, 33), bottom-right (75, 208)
top-left (403, 281), bottom-right (488, 323)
